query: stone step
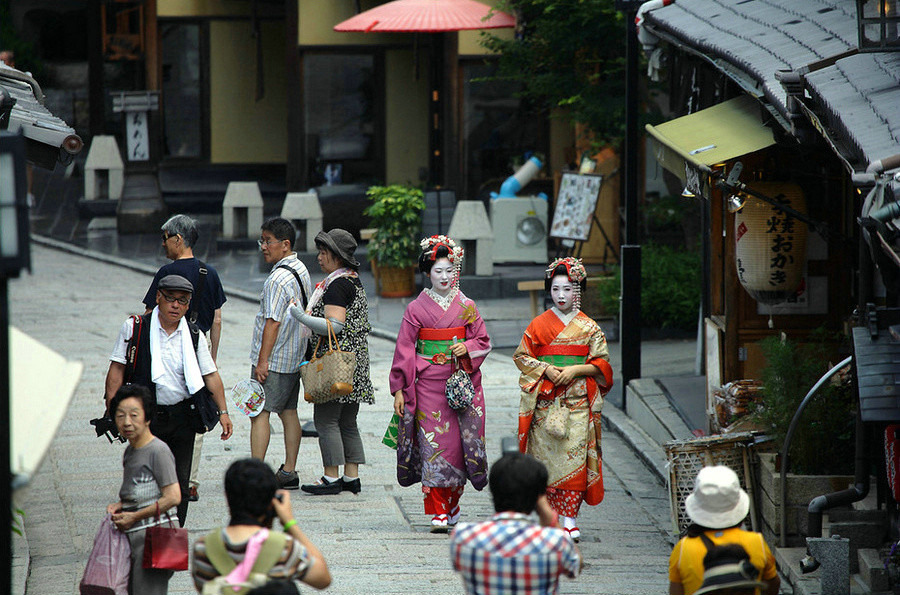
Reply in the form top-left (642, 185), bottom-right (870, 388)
top-left (857, 548), bottom-right (890, 593)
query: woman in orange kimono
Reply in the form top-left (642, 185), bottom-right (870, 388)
top-left (514, 257), bottom-right (613, 542)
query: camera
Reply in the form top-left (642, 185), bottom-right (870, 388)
top-left (90, 415), bottom-right (125, 443)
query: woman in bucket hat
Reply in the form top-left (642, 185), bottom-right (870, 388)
top-left (668, 466), bottom-right (780, 595)
top-left (289, 229), bottom-right (374, 495)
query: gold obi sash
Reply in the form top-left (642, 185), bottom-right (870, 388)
top-left (416, 326), bottom-right (465, 365)
top-left (535, 344), bottom-right (589, 367)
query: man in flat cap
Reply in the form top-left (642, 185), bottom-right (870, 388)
top-left (105, 274), bottom-right (233, 526)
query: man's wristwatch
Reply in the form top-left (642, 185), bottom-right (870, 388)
top-left (217, 410), bottom-right (229, 416)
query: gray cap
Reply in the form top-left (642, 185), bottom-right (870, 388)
top-left (158, 274), bottom-right (194, 293)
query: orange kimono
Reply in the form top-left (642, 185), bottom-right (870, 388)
top-left (514, 308), bottom-right (613, 516)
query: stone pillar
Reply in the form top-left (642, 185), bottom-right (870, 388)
top-left (83, 135), bottom-right (124, 200)
top-left (448, 200), bottom-right (493, 276)
top-left (222, 182), bottom-right (264, 239)
top-left (280, 191), bottom-right (323, 252)
top-left (806, 536), bottom-right (850, 595)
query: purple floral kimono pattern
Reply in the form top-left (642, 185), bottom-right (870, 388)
top-left (389, 290), bottom-right (491, 490)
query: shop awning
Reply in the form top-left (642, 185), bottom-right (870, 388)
top-left (645, 95), bottom-right (776, 185)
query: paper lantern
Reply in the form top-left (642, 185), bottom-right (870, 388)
top-left (734, 182), bottom-right (808, 305)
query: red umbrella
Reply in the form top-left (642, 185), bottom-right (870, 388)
top-left (333, 0), bottom-right (516, 33)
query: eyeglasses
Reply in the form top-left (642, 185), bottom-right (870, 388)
top-left (159, 291), bottom-right (190, 306)
top-left (258, 238), bottom-right (284, 247)
top-left (161, 232), bottom-right (178, 244)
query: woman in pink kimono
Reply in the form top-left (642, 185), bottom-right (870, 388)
top-left (390, 235), bottom-right (492, 532)
top-left (514, 257), bottom-right (613, 543)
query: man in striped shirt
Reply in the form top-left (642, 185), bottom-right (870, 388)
top-left (450, 453), bottom-right (583, 595)
top-left (250, 218), bottom-right (312, 489)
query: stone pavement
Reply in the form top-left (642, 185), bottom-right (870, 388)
top-left (10, 243), bottom-right (682, 595)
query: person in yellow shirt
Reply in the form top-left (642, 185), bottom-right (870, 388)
top-left (668, 466), bottom-right (780, 595)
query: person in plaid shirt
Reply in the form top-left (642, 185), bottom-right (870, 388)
top-left (450, 452), bottom-right (583, 595)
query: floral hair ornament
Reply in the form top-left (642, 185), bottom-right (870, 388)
top-left (545, 257), bottom-right (587, 283)
top-left (421, 235), bottom-right (465, 289)
top-left (546, 257), bottom-right (587, 311)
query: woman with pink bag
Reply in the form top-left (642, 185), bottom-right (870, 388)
top-left (106, 384), bottom-right (181, 595)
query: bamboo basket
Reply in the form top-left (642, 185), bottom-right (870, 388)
top-left (664, 432), bottom-right (758, 535)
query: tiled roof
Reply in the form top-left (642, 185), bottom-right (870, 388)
top-left (0, 63), bottom-right (82, 161)
top-left (643, 0), bottom-right (900, 169)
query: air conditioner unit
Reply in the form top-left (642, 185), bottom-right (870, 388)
top-left (490, 196), bottom-right (548, 263)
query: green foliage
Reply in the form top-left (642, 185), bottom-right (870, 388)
top-left (11, 507), bottom-right (24, 537)
top-left (363, 185), bottom-right (425, 268)
top-left (645, 194), bottom-right (691, 230)
top-left (596, 242), bottom-right (701, 330)
top-left (480, 0), bottom-right (627, 147)
top-left (753, 331), bottom-right (854, 475)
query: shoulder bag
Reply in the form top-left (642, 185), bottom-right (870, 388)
top-left (142, 503), bottom-right (189, 571)
top-left (300, 319), bottom-right (356, 403)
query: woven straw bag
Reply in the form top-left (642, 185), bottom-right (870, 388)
top-left (301, 320), bottom-right (356, 404)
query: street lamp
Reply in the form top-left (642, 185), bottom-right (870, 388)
top-left (0, 129), bottom-right (29, 595)
top-left (616, 0), bottom-right (645, 398)
top-left (0, 132), bottom-right (30, 274)
top-left (856, 0), bottom-right (900, 52)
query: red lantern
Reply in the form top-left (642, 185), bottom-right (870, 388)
top-left (734, 182), bottom-right (808, 305)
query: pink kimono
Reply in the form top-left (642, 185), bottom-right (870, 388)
top-left (389, 290), bottom-right (491, 513)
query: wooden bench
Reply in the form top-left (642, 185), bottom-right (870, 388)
top-left (517, 280), bottom-right (545, 318)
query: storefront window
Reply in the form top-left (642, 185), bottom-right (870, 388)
top-left (462, 60), bottom-right (548, 201)
top-left (161, 22), bottom-right (204, 159)
top-left (303, 53), bottom-right (379, 185)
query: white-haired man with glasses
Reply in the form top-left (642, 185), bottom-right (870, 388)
top-left (105, 274), bottom-right (233, 527)
top-left (143, 214), bottom-right (228, 504)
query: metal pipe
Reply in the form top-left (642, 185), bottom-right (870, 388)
top-left (779, 355), bottom-right (853, 547)
top-left (807, 410), bottom-right (869, 539)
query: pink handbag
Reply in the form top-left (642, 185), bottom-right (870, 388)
top-left (80, 515), bottom-right (130, 595)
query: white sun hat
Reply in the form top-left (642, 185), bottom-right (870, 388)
top-left (684, 465), bottom-right (750, 529)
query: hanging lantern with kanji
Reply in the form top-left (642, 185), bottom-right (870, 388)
top-left (734, 182), bottom-right (808, 305)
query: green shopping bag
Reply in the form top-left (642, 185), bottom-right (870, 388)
top-left (382, 413), bottom-right (400, 450)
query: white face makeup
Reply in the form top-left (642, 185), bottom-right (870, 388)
top-left (429, 257), bottom-right (454, 296)
top-left (550, 274), bottom-right (575, 313)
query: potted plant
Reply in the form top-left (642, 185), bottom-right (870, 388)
top-left (749, 330), bottom-right (856, 547)
top-left (363, 184), bottom-right (426, 297)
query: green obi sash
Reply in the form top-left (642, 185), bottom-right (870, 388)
top-left (416, 326), bottom-right (465, 365)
